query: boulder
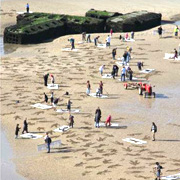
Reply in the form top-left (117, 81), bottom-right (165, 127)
top-left (65, 15), bottom-right (104, 34)
top-left (85, 9), bottom-right (122, 21)
top-left (106, 11), bottom-right (162, 32)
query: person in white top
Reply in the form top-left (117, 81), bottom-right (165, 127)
top-left (106, 35), bottom-right (111, 47)
top-left (121, 66), bottom-right (126, 81)
top-left (99, 65), bottom-right (105, 76)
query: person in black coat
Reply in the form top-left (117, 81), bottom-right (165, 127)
top-left (44, 92), bottom-right (48, 103)
top-left (15, 124), bottom-right (21, 139)
top-left (43, 73), bottom-right (49, 86)
top-left (22, 119), bottom-right (28, 134)
top-left (95, 107), bottom-right (101, 128)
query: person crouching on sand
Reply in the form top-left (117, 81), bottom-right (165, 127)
top-left (105, 115), bottom-right (111, 127)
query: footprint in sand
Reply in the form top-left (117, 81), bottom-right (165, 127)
top-left (82, 171), bottom-right (91, 176)
top-left (97, 170), bottom-right (110, 175)
top-left (74, 162), bottom-right (86, 167)
top-left (108, 164), bottom-right (121, 168)
top-left (129, 160), bottom-right (140, 166)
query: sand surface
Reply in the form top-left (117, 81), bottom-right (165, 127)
top-left (1, 0), bottom-right (180, 180)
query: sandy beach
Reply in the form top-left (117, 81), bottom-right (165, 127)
top-left (1, 0), bottom-right (180, 180)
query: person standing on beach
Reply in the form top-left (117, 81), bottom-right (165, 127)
top-left (68, 38), bottom-right (75, 50)
top-left (99, 81), bottom-right (103, 94)
top-left (158, 26), bottom-right (163, 38)
top-left (94, 36), bottom-right (100, 46)
top-left (26, 3), bottom-right (29, 13)
top-left (99, 65), bottom-right (105, 76)
top-left (86, 80), bottom-right (91, 95)
top-left (44, 133), bottom-right (52, 153)
top-left (174, 48), bottom-right (178, 59)
top-left (174, 26), bottom-right (179, 38)
top-left (106, 35), bottom-right (111, 48)
top-left (151, 122), bottom-right (157, 141)
top-left (95, 107), bottom-right (101, 128)
top-left (15, 124), bottom-right (21, 139)
top-left (69, 114), bottom-right (74, 128)
top-left (43, 73), bottom-right (49, 86)
top-left (82, 32), bottom-right (86, 41)
top-left (44, 92), bottom-right (48, 103)
top-left (121, 66), bottom-right (126, 82)
top-left (131, 31), bottom-right (134, 39)
top-left (67, 99), bottom-right (72, 111)
top-left (22, 118), bottom-right (28, 134)
top-left (50, 92), bottom-right (54, 105)
top-left (154, 162), bottom-right (163, 180)
top-left (50, 74), bottom-right (55, 85)
top-left (112, 48), bottom-right (117, 60)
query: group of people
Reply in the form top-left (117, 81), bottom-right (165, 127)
top-left (15, 119), bottom-right (28, 139)
top-left (86, 80), bottom-right (104, 97)
top-left (158, 25), bottom-right (179, 38)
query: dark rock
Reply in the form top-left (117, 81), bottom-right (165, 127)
top-left (106, 11), bottom-right (162, 32)
top-left (85, 9), bottom-right (122, 21)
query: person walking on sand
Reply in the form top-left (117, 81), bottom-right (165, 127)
top-left (110, 29), bottom-right (113, 36)
top-left (158, 26), bottom-right (163, 38)
top-left (86, 80), bottom-right (91, 95)
top-left (15, 124), bottom-right (21, 139)
top-left (44, 92), bottom-right (48, 103)
top-left (26, 3), bottom-right (29, 13)
top-left (94, 36), bottom-right (100, 46)
top-left (105, 115), bottom-right (111, 127)
top-left (43, 73), bottom-right (49, 86)
top-left (112, 48), bottom-right (117, 60)
top-left (151, 122), bottom-right (157, 141)
top-left (173, 48), bottom-right (178, 59)
top-left (68, 38), bottom-right (75, 50)
top-left (99, 65), bottom-right (105, 76)
top-left (22, 118), bottom-right (28, 134)
top-left (154, 162), bottom-right (163, 180)
top-left (44, 133), bottom-right (52, 153)
top-left (50, 92), bottom-right (54, 105)
top-left (67, 99), bottom-right (72, 111)
top-left (69, 114), bottom-right (74, 128)
top-left (95, 107), bottom-right (101, 128)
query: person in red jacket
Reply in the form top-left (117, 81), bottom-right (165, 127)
top-left (105, 115), bottom-right (112, 127)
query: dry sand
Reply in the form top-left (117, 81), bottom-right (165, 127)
top-left (1, 0), bottom-right (180, 180)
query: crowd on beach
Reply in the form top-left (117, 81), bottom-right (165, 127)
top-left (12, 6), bottom-right (180, 179)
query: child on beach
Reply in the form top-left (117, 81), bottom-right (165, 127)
top-left (151, 122), bottom-right (157, 141)
top-left (105, 115), bottom-right (111, 127)
top-left (26, 3), bottom-right (29, 13)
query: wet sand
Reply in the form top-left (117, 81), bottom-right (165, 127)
top-left (1, 129), bottom-right (25, 180)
